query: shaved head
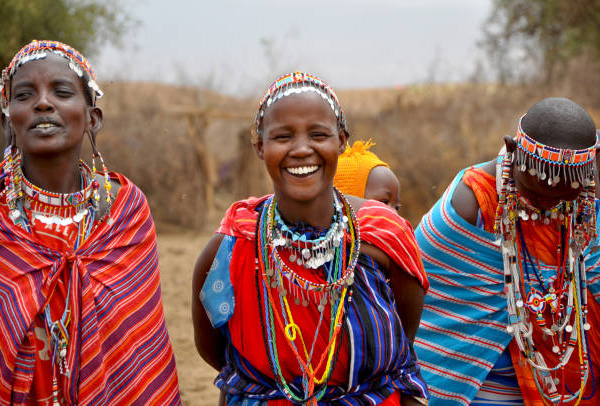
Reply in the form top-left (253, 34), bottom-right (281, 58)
top-left (521, 97), bottom-right (596, 149)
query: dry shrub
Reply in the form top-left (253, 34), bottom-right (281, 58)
top-left (97, 82), bottom-right (252, 229)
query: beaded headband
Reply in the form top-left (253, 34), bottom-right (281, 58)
top-left (255, 72), bottom-right (347, 135)
top-left (1, 40), bottom-right (103, 115)
top-left (515, 115), bottom-right (597, 188)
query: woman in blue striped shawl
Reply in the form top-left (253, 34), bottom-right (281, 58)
top-left (415, 98), bottom-right (600, 405)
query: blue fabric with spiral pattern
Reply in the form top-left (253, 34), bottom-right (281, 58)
top-left (199, 235), bottom-right (236, 328)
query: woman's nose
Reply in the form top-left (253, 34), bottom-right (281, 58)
top-left (33, 91), bottom-right (54, 112)
top-left (289, 135), bottom-right (312, 156)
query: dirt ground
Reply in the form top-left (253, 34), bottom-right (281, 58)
top-left (157, 229), bottom-right (221, 405)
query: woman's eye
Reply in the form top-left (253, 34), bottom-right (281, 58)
top-left (13, 91), bottom-right (31, 101)
top-left (55, 88), bottom-right (74, 97)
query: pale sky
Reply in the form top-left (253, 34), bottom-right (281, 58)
top-left (96, 0), bottom-right (493, 95)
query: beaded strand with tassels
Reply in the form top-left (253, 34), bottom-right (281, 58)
top-left (256, 188), bottom-right (360, 404)
top-left (495, 144), bottom-right (597, 404)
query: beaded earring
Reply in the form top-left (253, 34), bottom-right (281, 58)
top-left (86, 129), bottom-right (112, 206)
top-left (2, 126), bottom-right (22, 221)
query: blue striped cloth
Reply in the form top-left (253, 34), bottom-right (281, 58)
top-left (471, 349), bottom-right (523, 405)
top-left (414, 166), bottom-right (600, 406)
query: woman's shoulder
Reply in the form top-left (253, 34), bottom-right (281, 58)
top-left (348, 196), bottom-right (415, 232)
top-left (216, 194), bottom-right (272, 238)
top-left (451, 160), bottom-right (496, 226)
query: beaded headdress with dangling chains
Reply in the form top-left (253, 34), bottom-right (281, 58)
top-left (254, 72), bottom-right (358, 404)
top-left (0, 40), bottom-right (113, 224)
top-left (495, 114), bottom-right (598, 403)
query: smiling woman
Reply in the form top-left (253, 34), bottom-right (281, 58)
top-left (192, 72), bottom-right (430, 406)
top-left (0, 40), bottom-right (181, 405)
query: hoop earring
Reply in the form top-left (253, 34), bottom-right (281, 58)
top-left (86, 129), bottom-right (112, 205)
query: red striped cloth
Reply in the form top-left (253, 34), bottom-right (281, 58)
top-left (0, 173), bottom-right (181, 405)
top-left (216, 195), bottom-right (428, 290)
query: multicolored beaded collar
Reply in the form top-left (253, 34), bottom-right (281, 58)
top-left (515, 115), bottom-right (597, 188)
top-left (1, 40), bottom-right (103, 114)
top-left (255, 72), bottom-right (347, 136)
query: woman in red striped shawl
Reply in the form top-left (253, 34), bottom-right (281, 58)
top-left (192, 72), bottom-right (429, 406)
top-left (0, 40), bottom-right (181, 405)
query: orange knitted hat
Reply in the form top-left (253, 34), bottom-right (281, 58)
top-left (334, 139), bottom-right (389, 198)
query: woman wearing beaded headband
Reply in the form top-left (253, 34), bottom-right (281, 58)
top-left (0, 40), bottom-right (181, 405)
top-left (414, 97), bottom-right (600, 405)
top-left (192, 72), bottom-right (429, 406)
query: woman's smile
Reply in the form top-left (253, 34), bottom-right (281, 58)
top-left (284, 165), bottom-right (321, 177)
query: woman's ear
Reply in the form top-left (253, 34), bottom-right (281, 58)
top-left (504, 135), bottom-right (517, 154)
top-left (338, 129), bottom-right (349, 154)
top-left (253, 133), bottom-right (265, 160)
top-left (1, 113), bottom-right (12, 146)
top-left (89, 106), bottom-right (104, 135)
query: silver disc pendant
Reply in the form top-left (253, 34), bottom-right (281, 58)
top-left (302, 248), bottom-right (311, 259)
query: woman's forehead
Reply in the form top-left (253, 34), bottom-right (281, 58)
top-left (262, 92), bottom-right (338, 122)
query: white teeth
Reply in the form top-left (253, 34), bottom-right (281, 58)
top-left (35, 123), bottom-right (57, 129)
top-left (286, 166), bottom-right (319, 175)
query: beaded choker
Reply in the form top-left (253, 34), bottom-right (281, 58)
top-left (5, 155), bottom-right (99, 227)
top-left (257, 189), bottom-right (360, 404)
top-left (495, 148), bottom-right (597, 403)
top-left (271, 195), bottom-right (347, 270)
top-left (515, 115), bottom-right (597, 189)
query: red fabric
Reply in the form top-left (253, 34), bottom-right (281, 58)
top-left (465, 166), bottom-right (600, 403)
top-left (0, 173), bottom-right (181, 405)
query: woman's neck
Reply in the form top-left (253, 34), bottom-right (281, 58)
top-left (21, 154), bottom-right (81, 194)
top-left (275, 192), bottom-right (336, 229)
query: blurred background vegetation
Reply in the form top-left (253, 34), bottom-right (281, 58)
top-left (0, 0), bottom-right (132, 68)
top-left (2, 0), bottom-right (600, 228)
